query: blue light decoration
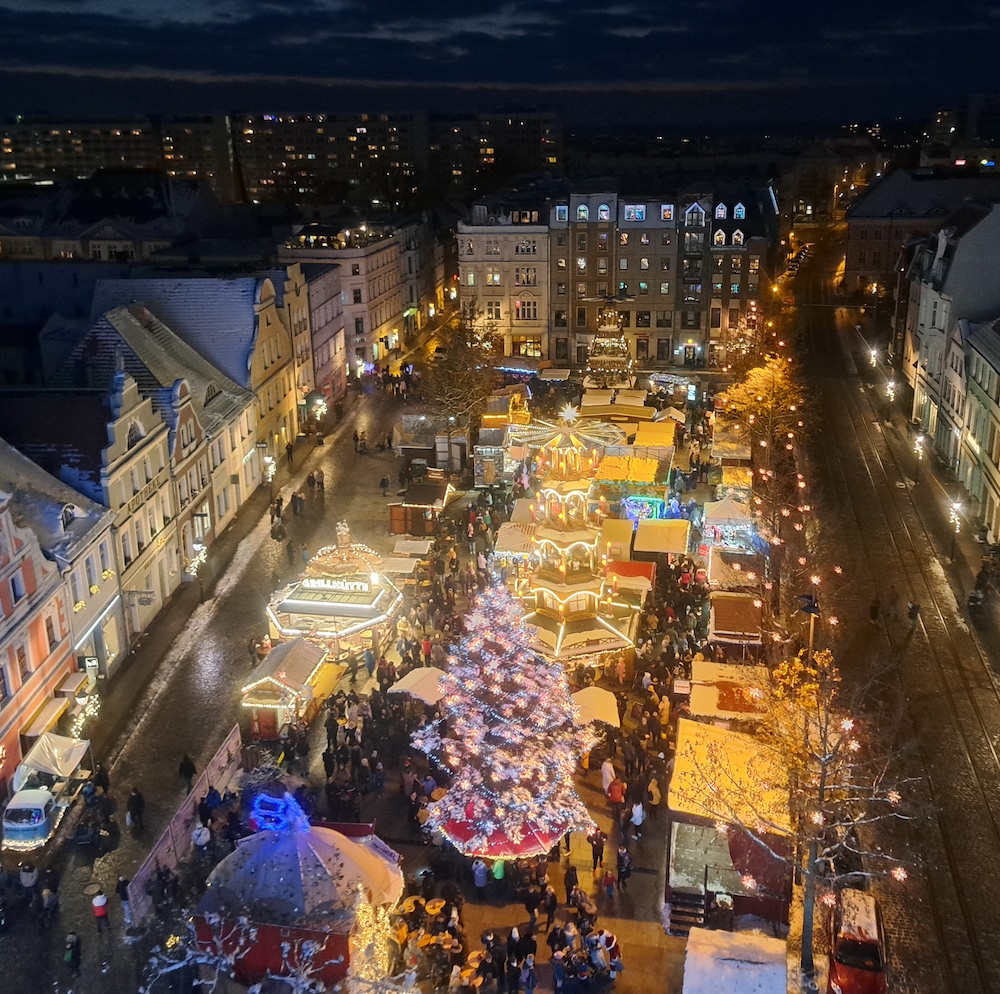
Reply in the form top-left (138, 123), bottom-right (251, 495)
top-left (622, 494), bottom-right (665, 522)
top-left (250, 791), bottom-right (311, 833)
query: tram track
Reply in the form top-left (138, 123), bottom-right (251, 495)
top-left (801, 294), bottom-right (1000, 992)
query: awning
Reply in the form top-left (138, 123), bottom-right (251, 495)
top-left (380, 558), bottom-right (419, 576)
top-left (633, 518), bottom-right (691, 555)
top-left (21, 697), bottom-right (69, 739)
top-left (599, 517), bottom-right (635, 561)
top-left (392, 539), bottom-right (433, 556)
top-left (18, 730), bottom-right (89, 777)
top-left (539, 368), bottom-right (572, 381)
top-left (55, 671), bottom-right (88, 698)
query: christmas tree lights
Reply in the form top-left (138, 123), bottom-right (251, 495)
top-left (413, 586), bottom-right (597, 856)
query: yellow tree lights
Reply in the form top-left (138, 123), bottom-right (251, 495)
top-left (412, 585), bottom-right (596, 857)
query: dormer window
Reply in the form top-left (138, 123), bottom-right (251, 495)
top-left (732, 229), bottom-right (745, 246)
top-left (734, 203), bottom-right (746, 220)
top-left (61, 504), bottom-right (76, 530)
top-left (715, 204), bottom-right (727, 219)
top-left (598, 204), bottom-right (610, 221)
top-left (714, 230), bottom-right (726, 245)
top-left (205, 381), bottom-right (221, 405)
top-left (577, 205), bottom-right (589, 221)
top-left (685, 204), bottom-right (705, 226)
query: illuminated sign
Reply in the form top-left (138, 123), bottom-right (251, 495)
top-left (302, 577), bottom-right (370, 593)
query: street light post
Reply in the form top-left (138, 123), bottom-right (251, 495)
top-left (950, 501), bottom-right (962, 561)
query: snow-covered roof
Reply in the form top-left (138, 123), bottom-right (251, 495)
top-left (90, 276), bottom-right (266, 388)
top-left (682, 927), bottom-right (786, 994)
top-left (0, 435), bottom-right (112, 566)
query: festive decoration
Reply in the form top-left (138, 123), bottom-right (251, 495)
top-left (586, 305), bottom-right (635, 388)
top-left (413, 586), bottom-right (597, 856)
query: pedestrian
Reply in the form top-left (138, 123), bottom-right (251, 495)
top-left (286, 440), bottom-right (294, 465)
top-left (563, 863), bottom-right (579, 905)
top-left (92, 763), bottom-right (110, 795)
top-left (607, 775), bottom-right (626, 825)
top-left (603, 868), bottom-right (616, 898)
top-left (286, 538), bottom-right (296, 565)
top-left (64, 932), bottom-right (82, 976)
top-left (315, 468), bottom-right (325, 491)
top-left (352, 429), bottom-right (359, 452)
top-left (588, 829), bottom-right (606, 870)
top-left (524, 884), bottom-right (541, 928)
top-left (542, 885), bottom-right (558, 928)
top-left (869, 596), bottom-right (881, 624)
top-left (473, 858), bottom-right (488, 898)
top-left (647, 777), bottom-right (661, 819)
top-left (307, 471), bottom-right (315, 491)
top-left (552, 950), bottom-right (566, 992)
top-left (600, 757), bottom-right (616, 794)
top-left (629, 801), bottom-right (646, 840)
top-left (380, 475), bottom-right (390, 497)
top-left (127, 786), bottom-right (145, 828)
top-left (301, 543), bottom-right (309, 563)
top-left (178, 754), bottom-right (196, 793)
top-left (520, 954), bottom-right (538, 993)
top-left (616, 847), bottom-right (633, 892)
top-left (907, 600), bottom-right (921, 632)
top-left (116, 876), bottom-right (132, 926)
top-left (91, 888), bottom-right (111, 932)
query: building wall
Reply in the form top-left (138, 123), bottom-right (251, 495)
top-left (305, 267), bottom-right (347, 403)
top-left (251, 280), bottom-right (299, 456)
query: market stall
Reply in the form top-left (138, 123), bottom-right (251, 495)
top-left (688, 660), bottom-right (769, 726)
top-left (241, 638), bottom-right (344, 741)
top-left (388, 481), bottom-right (457, 536)
top-left (598, 517), bottom-right (635, 561)
top-left (701, 495), bottom-right (754, 549)
top-left (633, 518), bottom-right (692, 559)
top-left (716, 466), bottom-right (753, 502)
top-left (708, 591), bottom-right (764, 646)
top-left (706, 547), bottom-right (766, 591)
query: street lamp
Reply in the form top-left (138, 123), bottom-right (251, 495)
top-left (886, 381), bottom-right (896, 403)
top-left (914, 435), bottom-right (924, 484)
top-left (950, 501), bottom-right (962, 560)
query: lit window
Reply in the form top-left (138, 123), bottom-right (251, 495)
top-left (466, 271), bottom-right (475, 286)
top-left (619, 258), bottom-right (628, 270)
top-left (734, 203), bottom-right (746, 219)
top-left (598, 204), bottom-right (610, 220)
top-left (732, 229), bottom-right (744, 245)
top-left (731, 283), bottom-right (741, 294)
top-left (555, 205), bottom-right (568, 222)
top-left (640, 258), bottom-right (649, 270)
top-left (660, 204), bottom-right (674, 221)
top-left (619, 281), bottom-right (629, 294)
top-left (620, 233), bottom-right (629, 246)
top-left (660, 281), bottom-right (670, 295)
top-left (714, 230), bottom-right (726, 245)
top-left (639, 282), bottom-right (649, 295)
top-left (577, 257), bottom-right (587, 273)
top-left (577, 205), bottom-right (589, 221)
top-left (624, 204), bottom-right (646, 221)
top-left (715, 203), bottom-right (727, 219)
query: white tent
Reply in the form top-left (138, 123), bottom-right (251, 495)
top-left (655, 406), bottom-right (687, 424)
top-left (388, 666), bottom-right (445, 704)
top-left (572, 686), bottom-right (621, 727)
top-left (14, 731), bottom-right (90, 789)
top-left (703, 495), bottom-right (752, 527)
top-left (495, 521), bottom-right (537, 556)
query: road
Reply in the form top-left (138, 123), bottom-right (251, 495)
top-left (794, 228), bottom-right (1000, 994)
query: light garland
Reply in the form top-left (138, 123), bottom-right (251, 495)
top-left (413, 586), bottom-right (597, 857)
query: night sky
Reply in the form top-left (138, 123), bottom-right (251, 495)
top-left (0, 0), bottom-right (996, 127)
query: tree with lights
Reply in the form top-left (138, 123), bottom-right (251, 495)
top-left (681, 647), bottom-right (918, 983)
top-left (413, 585), bottom-right (597, 856)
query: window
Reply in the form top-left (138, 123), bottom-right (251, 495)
top-left (684, 232), bottom-right (704, 252)
top-left (639, 282), bottom-right (649, 295)
top-left (514, 239), bottom-right (537, 254)
top-left (514, 299), bottom-right (538, 321)
top-left (555, 205), bottom-right (568, 222)
top-left (11, 572), bottom-right (25, 603)
top-left (126, 422), bottom-right (144, 449)
top-left (486, 300), bottom-right (501, 320)
top-left (749, 257), bottom-right (760, 273)
top-left (557, 258), bottom-right (567, 270)
top-left (656, 310), bottom-right (672, 328)
top-left (354, 316), bottom-right (364, 335)
top-left (598, 282), bottom-right (608, 296)
top-left (577, 205), bottom-right (589, 221)
top-left (734, 203), bottom-right (746, 220)
top-left (682, 311), bottom-right (701, 329)
top-left (714, 255), bottom-right (725, 271)
top-left (557, 282), bottom-right (567, 296)
top-left (731, 283), bottom-right (741, 294)
top-left (858, 251), bottom-right (867, 265)
top-left (659, 281), bottom-right (670, 295)
top-left (576, 233), bottom-right (587, 251)
top-left (641, 233), bottom-right (650, 245)
top-left (486, 239), bottom-right (501, 255)
top-left (619, 281), bottom-right (629, 294)
top-left (576, 307), bottom-right (587, 327)
top-left (714, 229), bottom-right (726, 245)
top-left (486, 269), bottom-right (501, 285)
top-left (466, 271), bottom-right (476, 286)
top-left (732, 230), bottom-right (744, 246)
top-left (99, 541), bottom-right (110, 572)
top-left (352, 288), bottom-right (362, 304)
top-left (554, 310), bottom-right (568, 328)
top-left (660, 258), bottom-right (671, 272)
top-left (351, 263), bottom-right (360, 275)
top-left (45, 615), bottom-right (57, 649)
top-left (598, 258), bottom-right (608, 275)
top-left (619, 258), bottom-right (628, 271)
top-left (70, 572), bottom-right (81, 605)
top-left (711, 308), bottom-right (722, 329)
top-left (624, 204), bottom-right (646, 221)
top-left (729, 308), bottom-right (740, 327)
top-left (598, 233), bottom-right (608, 251)
top-left (715, 204), bottom-right (727, 219)
top-left (731, 255), bottom-right (742, 269)
top-left (577, 282), bottom-right (587, 298)
top-left (640, 257), bottom-right (649, 270)
top-left (636, 311), bottom-right (651, 328)
top-left (684, 284), bottom-right (702, 303)
top-left (16, 643), bottom-right (29, 681)
top-left (515, 267), bottom-right (537, 286)
top-left (598, 204), bottom-right (610, 220)
top-left (620, 311), bottom-right (631, 327)
top-left (712, 280), bottom-right (723, 294)
top-left (636, 338), bottom-right (649, 359)
top-left (661, 204), bottom-right (674, 221)
top-left (685, 205), bottom-right (706, 226)
top-left (555, 338), bottom-right (569, 359)
top-left (576, 257), bottom-right (587, 273)
top-left (619, 233), bottom-right (629, 246)
top-left (0, 666), bottom-right (7, 705)
top-left (657, 337), bottom-right (672, 359)
top-left (661, 232), bottom-right (672, 246)
top-left (511, 336), bottom-right (542, 357)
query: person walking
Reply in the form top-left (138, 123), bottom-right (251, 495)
top-left (563, 863), bottom-right (579, 905)
top-left (473, 858), bottom-right (488, 898)
top-left (285, 440), bottom-right (294, 466)
top-left (301, 543), bottom-right (310, 563)
top-left (116, 876), bottom-right (132, 926)
top-left (64, 932), bottom-right (82, 977)
top-left (907, 600), bottom-right (921, 632)
top-left (588, 829), bottom-right (606, 870)
top-left (615, 847), bottom-right (633, 892)
top-left (380, 475), bottom-right (390, 497)
top-left (520, 954), bottom-right (538, 993)
top-left (629, 801), bottom-right (646, 841)
top-left (607, 776), bottom-right (626, 826)
top-left (315, 468), bottom-right (325, 491)
top-left (542, 885), bottom-right (559, 928)
top-left (91, 888), bottom-right (111, 932)
top-left (178, 755), bottom-right (196, 793)
top-left (286, 538), bottom-right (296, 566)
top-left (127, 786), bottom-right (145, 829)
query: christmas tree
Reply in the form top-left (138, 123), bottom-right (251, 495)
top-left (413, 585), bottom-right (597, 857)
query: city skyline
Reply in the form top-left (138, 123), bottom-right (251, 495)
top-left (0, 0), bottom-right (996, 126)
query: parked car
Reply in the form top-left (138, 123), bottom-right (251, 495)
top-left (1, 788), bottom-right (58, 851)
top-left (828, 888), bottom-right (889, 994)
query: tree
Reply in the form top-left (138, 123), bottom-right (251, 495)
top-left (677, 648), bottom-right (917, 983)
top-left (412, 585), bottom-right (597, 856)
top-left (423, 299), bottom-right (502, 424)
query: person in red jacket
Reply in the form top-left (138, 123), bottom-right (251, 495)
top-left (607, 776), bottom-right (626, 825)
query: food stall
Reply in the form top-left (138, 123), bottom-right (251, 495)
top-left (241, 638), bottom-right (344, 742)
top-left (701, 496), bottom-right (754, 550)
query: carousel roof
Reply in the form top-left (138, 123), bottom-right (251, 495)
top-left (506, 414), bottom-right (625, 453)
top-left (524, 610), bottom-right (635, 659)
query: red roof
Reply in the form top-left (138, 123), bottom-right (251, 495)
top-left (608, 560), bottom-right (655, 580)
top-left (440, 819), bottom-right (572, 858)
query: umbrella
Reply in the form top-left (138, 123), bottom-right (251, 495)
top-left (388, 666), bottom-right (446, 705)
top-left (201, 824), bottom-right (403, 923)
top-left (572, 686), bottom-right (621, 727)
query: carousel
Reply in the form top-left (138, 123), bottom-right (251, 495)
top-left (266, 521), bottom-right (403, 662)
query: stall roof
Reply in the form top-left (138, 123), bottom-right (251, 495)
top-left (581, 389), bottom-right (614, 407)
top-left (495, 521), bottom-right (537, 556)
top-left (634, 422), bottom-right (676, 446)
top-left (682, 928), bottom-right (787, 994)
top-left (668, 717), bottom-right (790, 833)
top-left (22, 697), bottom-right (69, 739)
top-left (655, 406), bottom-right (687, 424)
top-left (510, 498), bottom-right (535, 524)
top-left (596, 454), bottom-right (660, 484)
top-left (608, 559), bottom-right (654, 592)
top-left (599, 517), bottom-right (635, 561)
top-left (19, 731), bottom-right (89, 778)
top-left (540, 368), bottom-right (572, 381)
top-left (721, 466), bottom-right (752, 488)
top-left (689, 660), bottom-right (769, 719)
top-left (392, 539), bottom-right (433, 557)
top-left (703, 495), bottom-right (753, 527)
top-left (707, 547), bottom-right (766, 591)
top-left (581, 403), bottom-right (655, 422)
top-left (711, 434), bottom-right (752, 462)
top-left (634, 518), bottom-right (691, 555)
top-left (402, 481), bottom-right (455, 509)
top-left (709, 591), bottom-right (764, 644)
top-left (379, 557), bottom-right (419, 576)
top-left (243, 638), bottom-right (326, 698)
